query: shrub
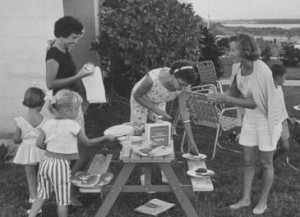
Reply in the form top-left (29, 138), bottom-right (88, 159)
top-left (280, 42), bottom-right (300, 66)
top-left (199, 26), bottom-right (225, 78)
top-left (91, 0), bottom-right (223, 97)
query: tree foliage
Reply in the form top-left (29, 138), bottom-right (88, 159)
top-left (199, 26), bottom-right (225, 77)
top-left (91, 0), bottom-right (223, 97)
top-left (280, 42), bottom-right (300, 66)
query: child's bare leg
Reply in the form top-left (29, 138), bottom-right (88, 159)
top-left (273, 138), bottom-right (289, 161)
top-left (70, 142), bottom-right (90, 206)
top-left (25, 165), bottom-right (38, 201)
top-left (28, 197), bottom-right (45, 217)
top-left (57, 205), bottom-right (68, 217)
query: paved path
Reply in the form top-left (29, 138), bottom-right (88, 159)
top-left (219, 79), bottom-right (300, 86)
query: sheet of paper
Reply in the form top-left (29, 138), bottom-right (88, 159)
top-left (134, 198), bottom-right (175, 216)
top-left (82, 66), bottom-right (107, 103)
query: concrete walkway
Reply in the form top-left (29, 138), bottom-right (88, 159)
top-left (219, 79), bottom-right (300, 86)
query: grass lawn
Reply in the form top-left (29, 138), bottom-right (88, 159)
top-left (1, 60), bottom-right (300, 217)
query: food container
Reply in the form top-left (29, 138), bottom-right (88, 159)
top-left (144, 121), bottom-right (171, 146)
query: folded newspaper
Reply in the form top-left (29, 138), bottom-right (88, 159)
top-left (134, 198), bottom-right (174, 216)
top-left (82, 66), bottom-right (106, 103)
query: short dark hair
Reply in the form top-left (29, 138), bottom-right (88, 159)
top-left (270, 64), bottom-right (287, 79)
top-left (23, 87), bottom-right (45, 108)
top-left (169, 60), bottom-right (196, 85)
top-left (229, 34), bottom-right (260, 61)
top-left (54, 16), bottom-right (84, 38)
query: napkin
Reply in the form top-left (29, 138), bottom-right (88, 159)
top-left (82, 66), bottom-right (107, 103)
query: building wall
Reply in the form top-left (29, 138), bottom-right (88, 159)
top-left (0, 0), bottom-right (98, 141)
top-left (0, 0), bottom-right (63, 138)
top-left (63, 0), bottom-right (99, 68)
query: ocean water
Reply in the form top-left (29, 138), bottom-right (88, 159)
top-left (222, 23), bottom-right (300, 29)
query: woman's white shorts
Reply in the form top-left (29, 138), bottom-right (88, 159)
top-left (239, 118), bottom-right (282, 152)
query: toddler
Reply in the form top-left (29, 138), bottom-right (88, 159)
top-left (13, 87), bottom-right (47, 208)
top-left (271, 64), bottom-right (290, 162)
top-left (28, 89), bottom-right (115, 217)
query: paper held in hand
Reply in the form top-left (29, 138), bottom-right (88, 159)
top-left (82, 66), bottom-right (106, 103)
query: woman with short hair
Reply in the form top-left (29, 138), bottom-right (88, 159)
top-left (208, 34), bottom-right (280, 215)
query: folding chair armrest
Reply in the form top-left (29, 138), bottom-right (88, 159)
top-left (216, 81), bottom-right (223, 93)
top-left (192, 84), bottom-right (217, 93)
top-left (218, 106), bottom-right (238, 117)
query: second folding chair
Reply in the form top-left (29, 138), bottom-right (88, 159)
top-left (180, 91), bottom-right (242, 160)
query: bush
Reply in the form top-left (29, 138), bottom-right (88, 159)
top-left (280, 42), bottom-right (300, 67)
top-left (91, 0), bottom-right (224, 97)
top-left (199, 26), bottom-right (225, 78)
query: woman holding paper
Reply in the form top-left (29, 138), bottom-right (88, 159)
top-left (45, 16), bottom-right (94, 206)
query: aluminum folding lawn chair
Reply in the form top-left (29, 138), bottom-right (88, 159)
top-left (197, 60), bottom-right (223, 93)
top-left (180, 91), bottom-right (242, 160)
top-left (168, 60), bottom-right (222, 120)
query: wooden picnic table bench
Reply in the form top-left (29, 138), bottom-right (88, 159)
top-left (79, 153), bottom-right (113, 194)
top-left (80, 138), bottom-right (214, 217)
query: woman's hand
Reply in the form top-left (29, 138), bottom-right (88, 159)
top-left (188, 143), bottom-right (199, 155)
top-left (160, 110), bottom-right (172, 121)
top-left (77, 62), bottom-right (95, 78)
top-left (207, 93), bottom-right (228, 104)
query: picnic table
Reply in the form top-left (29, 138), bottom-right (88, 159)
top-left (83, 138), bottom-right (214, 217)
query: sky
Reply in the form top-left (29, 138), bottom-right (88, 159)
top-left (183, 0), bottom-right (300, 20)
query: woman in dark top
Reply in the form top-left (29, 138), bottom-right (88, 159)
top-left (46, 16), bottom-right (93, 206)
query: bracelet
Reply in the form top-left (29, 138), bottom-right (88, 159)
top-left (182, 120), bottom-right (190, 124)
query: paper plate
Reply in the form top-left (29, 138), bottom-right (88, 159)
top-left (72, 172), bottom-right (114, 188)
top-left (182, 153), bottom-right (207, 160)
top-left (104, 124), bottom-right (133, 137)
top-left (187, 169), bottom-right (215, 178)
top-left (71, 174), bottom-right (101, 188)
top-left (293, 105), bottom-right (300, 111)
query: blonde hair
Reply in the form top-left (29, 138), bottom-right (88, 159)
top-left (47, 89), bottom-right (82, 114)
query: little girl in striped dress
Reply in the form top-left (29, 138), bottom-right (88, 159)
top-left (28, 89), bottom-right (115, 217)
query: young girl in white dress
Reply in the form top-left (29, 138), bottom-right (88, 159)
top-left (13, 87), bottom-right (47, 205)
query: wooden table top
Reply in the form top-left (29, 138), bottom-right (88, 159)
top-left (119, 139), bottom-right (175, 163)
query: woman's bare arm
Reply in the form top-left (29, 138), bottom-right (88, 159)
top-left (178, 89), bottom-right (199, 154)
top-left (46, 60), bottom-right (92, 90)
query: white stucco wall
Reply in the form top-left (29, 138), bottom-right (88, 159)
top-left (0, 0), bottom-right (63, 138)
